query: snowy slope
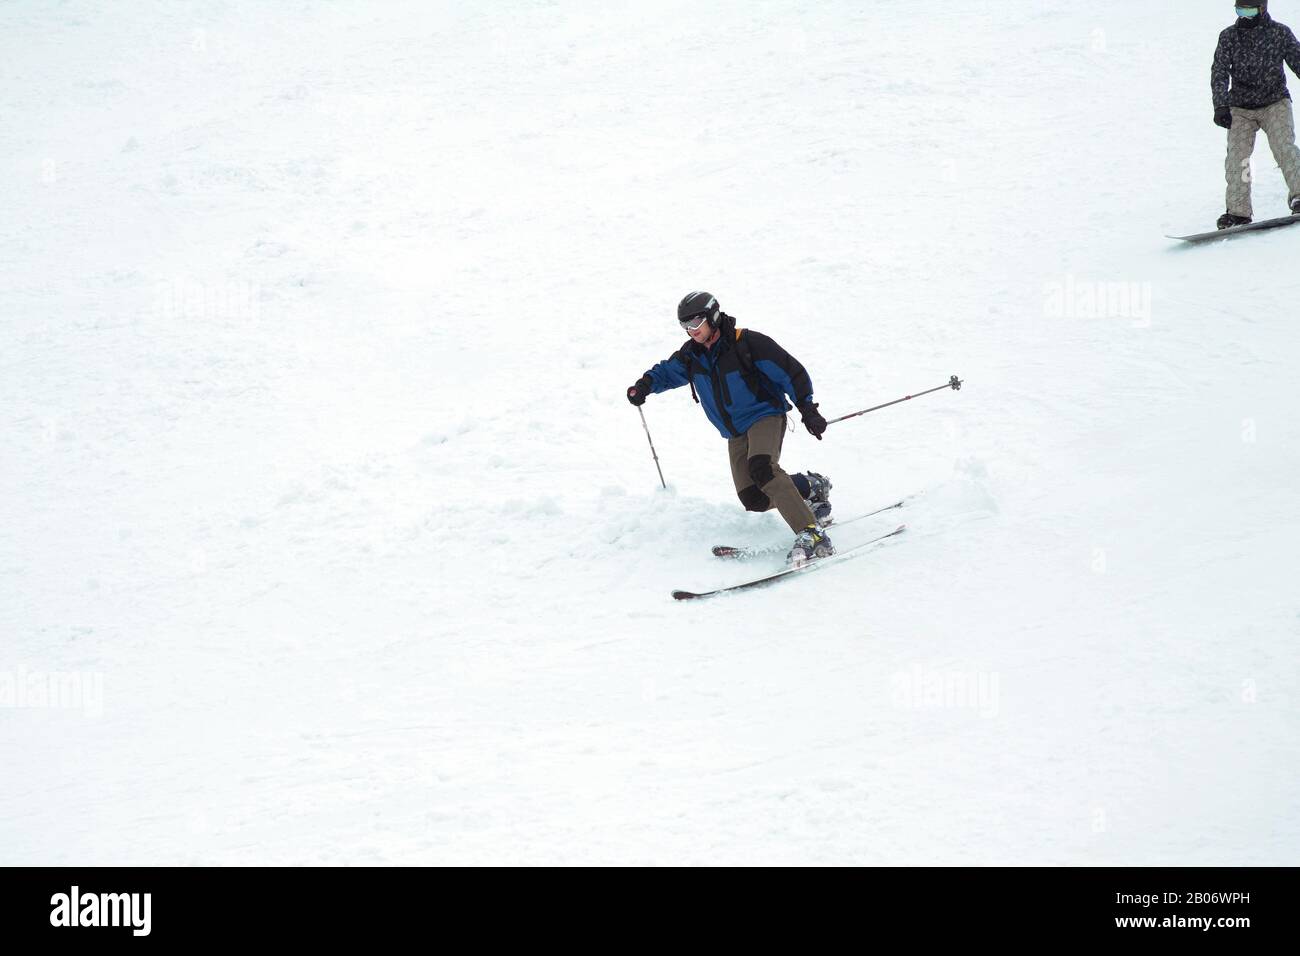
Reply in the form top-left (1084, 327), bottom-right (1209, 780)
top-left (1, 0), bottom-right (1297, 864)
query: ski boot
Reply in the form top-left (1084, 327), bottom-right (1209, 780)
top-left (1291, 196), bottom-right (1300, 215)
top-left (1217, 212), bottom-right (1252, 230)
top-left (804, 471), bottom-right (833, 524)
top-left (792, 471), bottom-right (833, 524)
top-left (788, 523), bottom-right (834, 566)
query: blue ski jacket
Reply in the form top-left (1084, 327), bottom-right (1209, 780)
top-left (641, 315), bottom-right (816, 439)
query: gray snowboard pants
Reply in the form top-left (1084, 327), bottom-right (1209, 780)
top-left (1225, 98), bottom-right (1300, 218)
top-left (727, 414), bottom-right (816, 534)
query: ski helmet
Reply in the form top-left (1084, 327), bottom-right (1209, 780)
top-left (677, 291), bottom-right (720, 330)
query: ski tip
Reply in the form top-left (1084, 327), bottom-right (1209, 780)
top-left (672, 590), bottom-right (701, 601)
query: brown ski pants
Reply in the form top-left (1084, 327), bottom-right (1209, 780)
top-left (727, 414), bottom-right (816, 533)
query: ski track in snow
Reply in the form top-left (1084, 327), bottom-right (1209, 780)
top-left (1, 0), bottom-right (1297, 864)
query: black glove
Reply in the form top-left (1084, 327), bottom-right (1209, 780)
top-left (627, 376), bottom-right (651, 407)
top-left (1215, 106), bottom-right (1233, 129)
top-left (799, 401), bottom-right (827, 440)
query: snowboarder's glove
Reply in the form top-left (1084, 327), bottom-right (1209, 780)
top-left (627, 376), bottom-right (652, 406)
top-left (799, 401), bottom-right (827, 440)
top-left (1214, 106), bottom-right (1233, 129)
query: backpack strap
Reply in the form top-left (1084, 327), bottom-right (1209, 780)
top-left (683, 349), bottom-right (700, 404)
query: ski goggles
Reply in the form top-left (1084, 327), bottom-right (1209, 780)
top-left (1236, 6), bottom-right (1260, 16)
top-left (679, 312), bottom-right (710, 331)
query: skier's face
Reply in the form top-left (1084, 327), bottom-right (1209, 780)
top-left (688, 321), bottom-right (719, 347)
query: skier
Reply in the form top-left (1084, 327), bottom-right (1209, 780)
top-left (626, 292), bottom-right (834, 563)
top-left (1211, 1), bottom-right (1300, 228)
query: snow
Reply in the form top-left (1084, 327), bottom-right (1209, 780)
top-left (2, 0), bottom-right (1297, 864)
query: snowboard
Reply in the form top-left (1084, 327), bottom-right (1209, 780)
top-left (1168, 213), bottom-right (1300, 244)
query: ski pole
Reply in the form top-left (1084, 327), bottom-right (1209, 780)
top-left (637, 406), bottom-right (667, 489)
top-left (825, 375), bottom-right (963, 426)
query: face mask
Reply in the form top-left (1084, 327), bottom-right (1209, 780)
top-left (1236, 6), bottom-right (1260, 16)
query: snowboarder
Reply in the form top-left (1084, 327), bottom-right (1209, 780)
top-left (626, 292), bottom-right (834, 563)
top-left (1212, 1), bottom-right (1300, 228)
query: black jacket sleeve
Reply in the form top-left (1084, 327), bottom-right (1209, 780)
top-left (1212, 29), bottom-right (1233, 109)
top-left (1284, 25), bottom-right (1300, 79)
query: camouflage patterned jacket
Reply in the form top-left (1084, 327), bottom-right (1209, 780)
top-left (1212, 14), bottom-right (1300, 110)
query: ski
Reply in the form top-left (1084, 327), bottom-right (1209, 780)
top-left (711, 498), bottom-right (907, 559)
top-left (675, 525), bottom-right (906, 601)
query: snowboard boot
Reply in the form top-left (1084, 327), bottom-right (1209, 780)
top-left (788, 523), bottom-right (834, 565)
top-left (1217, 212), bottom-right (1252, 230)
top-left (1291, 196), bottom-right (1300, 215)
